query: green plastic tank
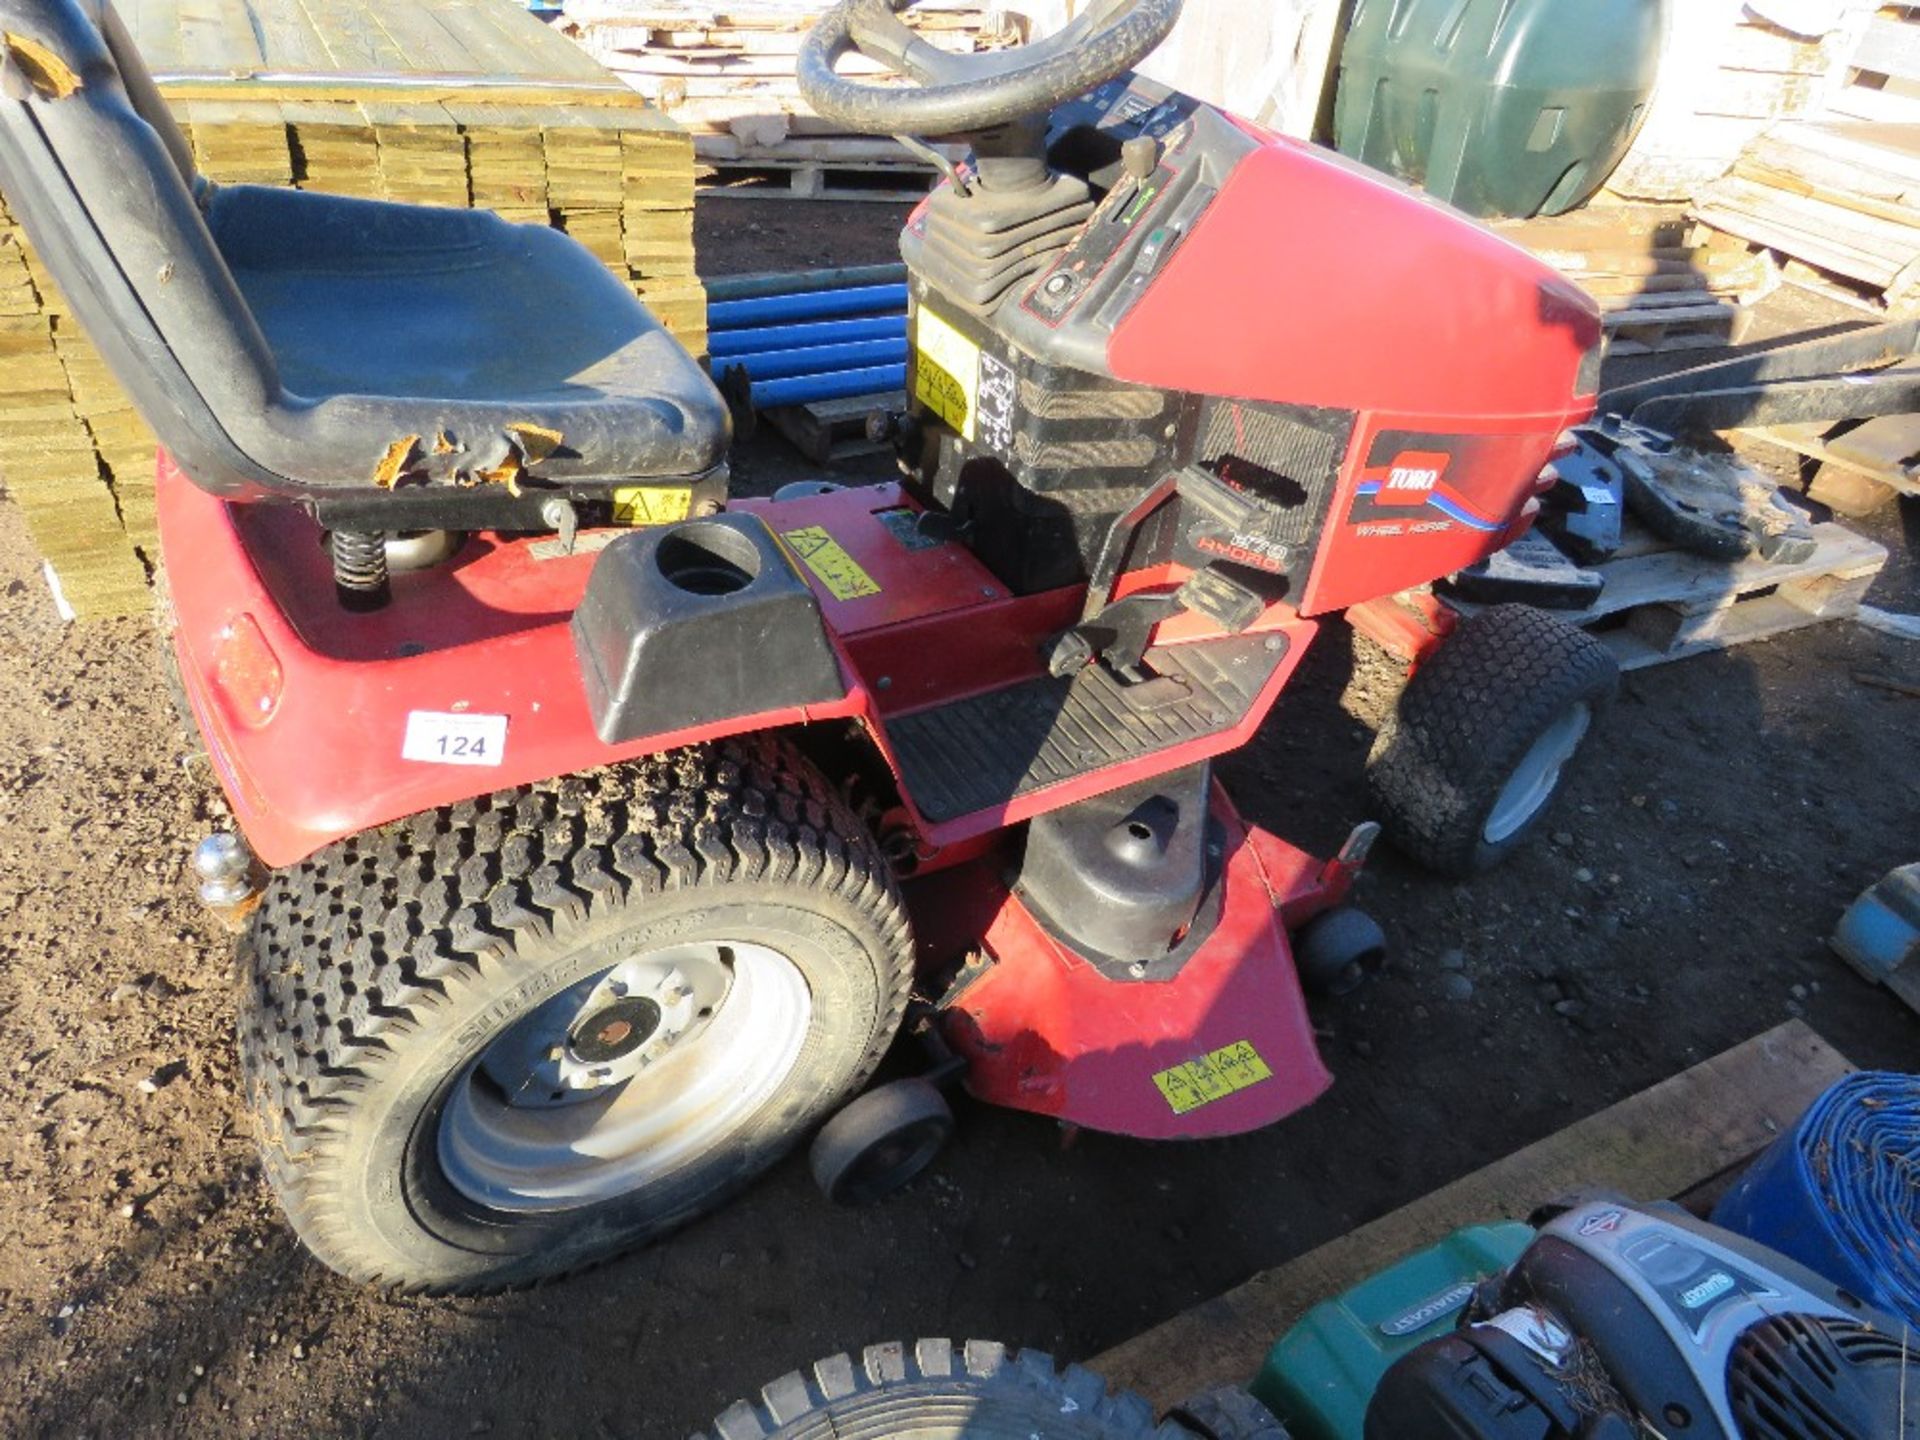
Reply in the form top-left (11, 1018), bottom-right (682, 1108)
top-left (1332, 0), bottom-right (1666, 219)
top-left (1250, 1221), bottom-right (1534, 1440)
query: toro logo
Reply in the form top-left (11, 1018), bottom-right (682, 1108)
top-left (1347, 440), bottom-right (1503, 536)
top-left (1370, 451), bottom-right (1451, 507)
top-left (1383, 460), bottom-right (1444, 496)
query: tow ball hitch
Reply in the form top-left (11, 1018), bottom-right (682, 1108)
top-left (192, 832), bottom-right (265, 932)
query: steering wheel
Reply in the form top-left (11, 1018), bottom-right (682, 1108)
top-left (797, 0), bottom-right (1182, 137)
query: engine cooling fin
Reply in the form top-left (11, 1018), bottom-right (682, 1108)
top-left (1727, 1314), bottom-right (1919, 1440)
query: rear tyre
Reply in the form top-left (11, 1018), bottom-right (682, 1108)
top-left (1366, 604), bottom-right (1618, 878)
top-left (238, 736), bottom-right (915, 1293)
top-left (810, 1077), bottom-right (953, 1205)
top-left (696, 1341), bottom-right (1197, 1439)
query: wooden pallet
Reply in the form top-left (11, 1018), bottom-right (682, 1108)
top-left (1744, 416), bottom-right (1920, 513)
top-left (1449, 520), bottom-right (1889, 671)
top-left (1829, 7), bottom-right (1920, 125)
top-left (1603, 297), bottom-right (1752, 355)
top-left (1093, 1020), bottom-right (1854, 1411)
top-left (697, 158), bottom-right (937, 202)
top-left (765, 390), bottom-right (904, 464)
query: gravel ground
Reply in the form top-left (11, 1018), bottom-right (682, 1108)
top-left (0, 198), bottom-right (1913, 1438)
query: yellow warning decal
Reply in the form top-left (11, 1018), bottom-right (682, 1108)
top-left (1153, 1041), bottom-right (1274, 1115)
top-left (782, 525), bottom-right (882, 601)
top-left (611, 485), bottom-right (693, 527)
top-left (914, 305), bottom-right (980, 442)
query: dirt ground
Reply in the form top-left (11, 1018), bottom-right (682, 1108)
top-left (0, 197), bottom-right (1916, 1439)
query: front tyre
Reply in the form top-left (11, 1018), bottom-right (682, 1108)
top-left (238, 737), bottom-right (915, 1293)
top-left (1366, 604), bottom-right (1619, 878)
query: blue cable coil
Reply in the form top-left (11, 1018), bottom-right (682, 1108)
top-left (1713, 1070), bottom-right (1920, 1326)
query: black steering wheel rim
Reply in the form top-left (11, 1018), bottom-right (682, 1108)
top-left (797, 0), bottom-right (1183, 137)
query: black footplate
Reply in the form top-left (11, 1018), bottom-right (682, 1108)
top-left (886, 632), bottom-right (1288, 824)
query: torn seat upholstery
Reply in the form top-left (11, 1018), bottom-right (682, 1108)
top-left (0, 0), bottom-right (729, 502)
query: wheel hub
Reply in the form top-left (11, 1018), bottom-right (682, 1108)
top-left (439, 939), bottom-right (815, 1212)
top-left (570, 996), bottom-right (662, 1064)
top-left (477, 950), bottom-right (731, 1109)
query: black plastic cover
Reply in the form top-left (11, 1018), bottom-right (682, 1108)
top-left (1365, 1328), bottom-right (1635, 1440)
top-left (571, 515), bottom-right (847, 744)
top-left (1015, 761), bottom-right (1218, 978)
top-left (0, 0), bottom-right (729, 501)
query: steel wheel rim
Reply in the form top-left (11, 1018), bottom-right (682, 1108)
top-left (1483, 702), bottom-right (1591, 845)
top-left (437, 940), bottom-right (813, 1213)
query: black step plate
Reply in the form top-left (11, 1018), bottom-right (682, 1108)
top-left (887, 633), bottom-right (1287, 824)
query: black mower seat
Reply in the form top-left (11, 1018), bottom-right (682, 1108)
top-left (0, 0), bottom-right (728, 503)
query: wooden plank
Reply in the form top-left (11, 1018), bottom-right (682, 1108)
top-left (1826, 411), bottom-right (1920, 471)
top-left (1825, 82), bottom-right (1920, 124)
top-left (1690, 202), bottom-right (1909, 290)
top-left (1092, 1022), bottom-right (1854, 1412)
top-left (1745, 418), bottom-right (1920, 497)
top-left (1765, 120), bottom-right (1920, 184)
top-left (1854, 13), bottom-right (1920, 85)
top-left (1577, 521), bottom-right (1883, 620)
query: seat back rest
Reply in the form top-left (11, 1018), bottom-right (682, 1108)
top-left (0, 0), bottom-right (291, 497)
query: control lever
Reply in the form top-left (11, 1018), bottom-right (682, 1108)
top-left (1175, 465), bottom-right (1296, 578)
top-left (1121, 134), bottom-right (1160, 182)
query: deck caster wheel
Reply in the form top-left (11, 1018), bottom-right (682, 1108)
top-left (1367, 604), bottom-right (1619, 878)
top-left (1293, 907), bottom-right (1387, 997)
top-left (810, 1077), bottom-right (953, 1206)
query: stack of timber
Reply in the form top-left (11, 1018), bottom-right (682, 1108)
top-left (1606, 1), bottom-right (1870, 202)
top-left (558, 0), bottom-right (1001, 196)
top-left (0, 0), bottom-right (703, 620)
top-left (0, 193), bottom-right (151, 617)
top-left (1495, 210), bottom-right (1776, 356)
top-left (1691, 120), bottom-right (1920, 308)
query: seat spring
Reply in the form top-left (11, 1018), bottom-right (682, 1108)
top-left (331, 529), bottom-right (392, 612)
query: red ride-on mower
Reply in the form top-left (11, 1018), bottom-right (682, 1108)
top-left (0, 0), bottom-right (1617, 1291)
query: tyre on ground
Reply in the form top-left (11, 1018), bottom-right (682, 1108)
top-left (694, 1340), bottom-right (1207, 1440)
top-left (1365, 603), bottom-right (1619, 878)
top-left (237, 734), bottom-right (915, 1293)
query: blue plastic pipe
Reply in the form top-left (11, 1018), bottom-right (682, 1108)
top-left (719, 338), bottom-right (908, 382)
top-left (749, 365), bottom-right (908, 409)
top-left (708, 314), bottom-right (906, 359)
top-left (708, 284), bottom-right (911, 330)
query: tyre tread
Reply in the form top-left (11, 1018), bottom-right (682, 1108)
top-left (238, 735), bottom-right (914, 1293)
top-left (691, 1341), bottom-right (1194, 1439)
